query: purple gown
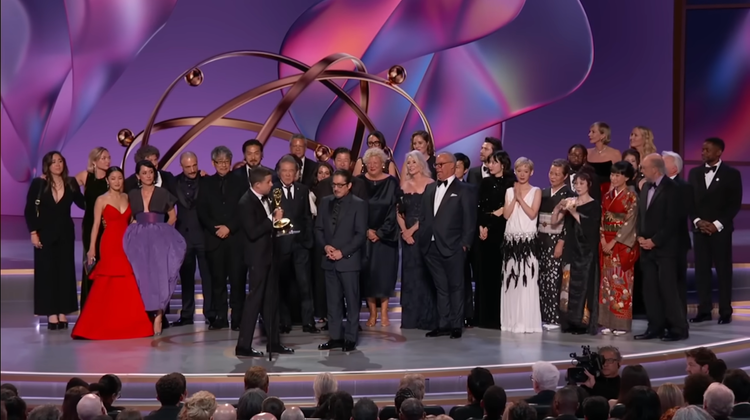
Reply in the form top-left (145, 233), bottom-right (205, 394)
top-left (123, 188), bottom-right (186, 311)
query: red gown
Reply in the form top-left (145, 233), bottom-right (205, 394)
top-left (71, 204), bottom-right (154, 340)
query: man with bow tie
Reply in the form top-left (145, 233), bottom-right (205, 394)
top-left (687, 138), bottom-right (743, 326)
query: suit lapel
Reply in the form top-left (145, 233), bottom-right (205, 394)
top-left (647, 180), bottom-right (665, 211)
top-left (707, 164), bottom-right (724, 192)
top-left (175, 176), bottom-right (189, 207)
top-left (436, 180), bottom-right (458, 217)
top-left (427, 183), bottom-right (437, 217)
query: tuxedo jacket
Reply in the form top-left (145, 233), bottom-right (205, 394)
top-left (232, 164), bottom-right (279, 185)
top-left (124, 170), bottom-right (176, 195)
top-left (418, 178), bottom-right (477, 257)
top-left (687, 162), bottom-right (743, 233)
top-left (271, 181), bottom-right (314, 253)
top-left (174, 173), bottom-right (205, 247)
top-left (637, 176), bottom-right (680, 257)
top-left (672, 175), bottom-right (694, 251)
top-left (314, 193), bottom-right (368, 272)
top-left (467, 166), bottom-right (485, 186)
top-left (237, 190), bottom-right (275, 268)
top-left (196, 173), bottom-right (247, 251)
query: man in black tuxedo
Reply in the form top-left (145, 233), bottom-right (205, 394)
top-left (567, 145), bottom-right (601, 202)
top-left (288, 134), bottom-right (319, 187)
top-left (197, 146), bottom-right (248, 330)
top-left (232, 139), bottom-right (278, 185)
top-left (315, 169), bottom-right (368, 352)
top-left (235, 166), bottom-right (294, 357)
top-left (454, 152), bottom-right (477, 328)
top-left (274, 155), bottom-right (319, 334)
top-left (662, 151), bottom-right (693, 315)
top-left (418, 152), bottom-right (477, 339)
top-left (635, 153), bottom-right (688, 341)
top-left (172, 152), bottom-right (214, 327)
top-left (687, 137), bottom-right (743, 325)
top-left (124, 145), bottom-right (176, 194)
top-left (317, 147), bottom-right (368, 200)
top-left (466, 137), bottom-right (502, 186)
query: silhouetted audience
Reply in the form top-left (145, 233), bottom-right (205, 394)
top-left (260, 397), bottom-right (285, 420)
top-left (683, 374), bottom-right (714, 406)
top-left (237, 389), bottom-right (267, 420)
top-left (451, 367), bottom-right (496, 420)
top-left (582, 397), bottom-right (609, 420)
top-left (482, 386), bottom-right (508, 420)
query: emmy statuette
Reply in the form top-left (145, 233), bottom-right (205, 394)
top-left (272, 188), bottom-right (293, 235)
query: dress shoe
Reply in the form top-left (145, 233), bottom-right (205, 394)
top-left (268, 345), bottom-right (295, 354)
top-left (320, 322), bottom-right (329, 331)
top-left (280, 325), bottom-right (292, 334)
top-left (303, 324), bottom-right (320, 333)
top-left (634, 331), bottom-right (660, 340)
top-left (231, 324), bottom-right (241, 331)
top-left (689, 313), bottom-right (712, 323)
top-left (208, 318), bottom-right (228, 330)
top-left (425, 329), bottom-right (451, 338)
top-left (342, 340), bottom-right (357, 351)
top-left (172, 318), bottom-right (194, 327)
top-left (318, 339), bottom-right (344, 350)
top-left (235, 347), bottom-right (264, 357)
top-left (47, 322), bottom-right (59, 331)
top-left (464, 318), bottom-right (474, 328)
top-left (450, 328), bottom-right (463, 339)
top-left (661, 331), bottom-right (687, 342)
top-left (718, 315), bottom-right (732, 325)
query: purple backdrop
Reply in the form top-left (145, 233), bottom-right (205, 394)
top-left (0, 0), bottom-right (674, 216)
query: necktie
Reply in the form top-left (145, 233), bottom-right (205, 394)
top-left (438, 180), bottom-right (448, 187)
top-left (704, 166), bottom-right (717, 174)
top-left (219, 176), bottom-right (226, 195)
top-left (331, 199), bottom-right (341, 228)
top-left (284, 185), bottom-right (293, 199)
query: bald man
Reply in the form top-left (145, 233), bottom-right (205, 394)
top-left (213, 404), bottom-right (237, 420)
top-left (280, 407), bottom-right (305, 420)
top-left (251, 413), bottom-right (277, 420)
top-left (77, 394), bottom-right (106, 420)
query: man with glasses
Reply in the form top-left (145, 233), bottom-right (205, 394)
top-left (197, 146), bottom-right (248, 330)
top-left (579, 346), bottom-right (622, 400)
top-left (418, 152), bottom-right (477, 339)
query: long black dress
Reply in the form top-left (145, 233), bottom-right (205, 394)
top-left (560, 200), bottom-right (602, 335)
top-left (24, 178), bottom-right (85, 316)
top-left (360, 175), bottom-right (400, 298)
top-left (80, 172), bottom-right (108, 308)
top-left (399, 192), bottom-right (438, 330)
top-left (475, 175), bottom-right (513, 329)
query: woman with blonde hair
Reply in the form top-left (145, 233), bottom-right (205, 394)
top-left (629, 126), bottom-right (657, 157)
top-left (313, 373), bottom-right (338, 404)
top-left (179, 391), bottom-right (217, 420)
top-left (657, 383), bottom-right (685, 414)
top-left (587, 122), bottom-right (622, 198)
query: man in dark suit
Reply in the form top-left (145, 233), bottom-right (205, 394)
top-left (466, 137), bottom-right (502, 186)
top-left (635, 153), bottom-right (688, 341)
top-left (232, 139), bottom-right (278, 185)
top-left (315, 169), bottom-right (368, 352)
top-left (663, 151), bottom-right (694, 316)
top-left (454, 152), bottom-right (477, 328)
top-left (124, 145), bottom-right (176, 194)
top-left (288, 133), bottom-right (319, 187)
top-left (418, 152), bottom-right (477, 339)
top-left (235, 166), bottom-right (294, 357)
top-left (688, 137), bottom-right (742, 325)
top-left (144, 373), bottom-right (186, 420)
top-left (172, 152), bottom-right (213, 327)
top-left (567, 144), bottom-right (601, 202)
top-left (317, 147), bottom-right (368, 200)
top-left (274, 155), bottom-right (319, 334)
top-left (197, 146), bottom-right (248, 330)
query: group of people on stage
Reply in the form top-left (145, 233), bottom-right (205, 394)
top-left (24, 122), bottom-right (742, 353)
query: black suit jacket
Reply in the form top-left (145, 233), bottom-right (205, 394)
top-left (271, 181), bottom-right (314, 254)
top-left (418, 178), bottom-right (477, 257)
top-left (672, 175), bottom-right (694, 251)
top-left (526, 390), bottom-right (556, 406)
top-left (317, 175), bottom-right (369, 201)
top-left (232, 164), bottom-right (279, 185)
top-left (196, 173), bottom-right (247, 251)
top-left (731, 403), bottom-right (750, 418)
top-left (124, 170), bottom-right (176, 194)
top-left (687, 162), bottom-right (743, 233)
top-left (300, 158), bottom-right (319, 187)
top-left (638, 176), bottom-right (680, 257)
top-left (238, 190), bottom-right (275, 268)
top-left (174, 173), bottom-right (205, 247)
top-left (144, 405), bottom-right (182, 420)
top-left (467, 166), bottom-right (485, 186)
top-left (315, 193), bottom-right (368, 272)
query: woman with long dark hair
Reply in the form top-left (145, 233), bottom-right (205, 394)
top-left (24, 151), bottom-right (85, 329)
top-left (353, 131), bottom-right (399, 177)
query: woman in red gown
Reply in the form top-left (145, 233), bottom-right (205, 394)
top-left (72, 167), bottom-right (154, 340)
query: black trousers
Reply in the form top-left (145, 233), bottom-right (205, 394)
top-left (325, 269), bottom-right (360, 342)
top-left (676, 249), bottom-right (688, 317)
top-left (693, 230), bottom-right (734, 317)
top-left (237, 262), bottom-right (280, 350)
top-left (179, 245), bottom-right (213, 320)
top-left (206, 238), bottom-right (245, 324)
top-left (278, 246), bottom-right (315, 326)
top-left (463, 246), bottom-right (475, 320)
top-left (423, 243), bottom-right (465, 330)
top-left (640, 251), bottom-right (688, 335)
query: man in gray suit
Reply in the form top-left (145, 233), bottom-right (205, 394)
top-left (315, 169), bottom-right (368, 352)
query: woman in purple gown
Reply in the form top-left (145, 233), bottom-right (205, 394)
top-left (123, 160), bottom-right (186, 334)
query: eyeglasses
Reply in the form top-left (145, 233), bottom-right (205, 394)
top-left (367, 141), bottom-right (381, 147)
top-left (332, 183), bottom-right (349, 188)
top-left (435, 162), bottom-right (453, 168)
top-left (213, 160), bottom-right (231, 166)
top-left (603, 358), bottom-right (619, 365)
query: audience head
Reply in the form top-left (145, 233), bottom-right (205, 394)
top-left (105, 167), bottom-right (125, 192)
top-left (572, 171), bottom-right (593, 197)
top-left (156, 373), bottom-right (187, 406)
top-left (237, 389), bottom-right (267, 420)
top-left (467, 368), bottom-right (495, 403)
top-left (76, 394), bottom-right (106, 420)
top-left (261, 397), bottom-right (285, 420)
top-left (62, 386), bottom-right (89, 420)
top-left (114, 410), bottom-right (141, 420)
top-left (685, 348), bottom-right (717, 376)
top-left (722, 368), bottom-right (750, 403)
top-left (488, 150), bottom-right (513, 178)
top-left (313, 373), bottom-right (338, 402)
top-left (395, 388), bottom-right (416, 412)
top-left (28, 405), bottom-right (61, 420)
top-left (531, 362), bottom-right (559, 393)
top-left (683, 373), bottom-right (714, 406)
top-left (701, 137), bottom-right (724, 164)
top-left (179, 151), bottom-right (200, 178)
top-left (621, 386), bottom-right (661, 420)
top-left (454, 153), bottom-right (471, 179)
top-left (582, 397), bottom-right (609, 420)
top-left (66, 378), bottom-right (89, 391)
top-left (277, 154), bottom-right (300, 185)
top-left (598, 346), bottom-right (623, 378)
top-left (0, 386), bottom-right (17, 397)
top-left (506, 401), bottom-right (536, 420)
top-left (707, 359), bottom-right (727, 383)
top-left (250, 413), bottom-right (276, 420)
top-left (657, 383), bottom-right (685, 413)
top-left (0, 391), bottom-right (13, 403)
top-left (179, 391), bottom-right (217, 420)
top-left (97, 374), bottom-right (122, 409)
top-left (280, 407), bottom-right (304, 420)
top-left (212, 405), bottom-right (236, 420)
top-left (352, 398), bottom-right (379, 420)
top-left (244, 367), bottom-right (270, 392)
top-left (553, 385), bottom-right (579, 416)
top-left (618, 364), bottom-right (652, 402)
top-left (702, 383), bottom-right (734, 420)
top-left (399, 374), bottom-right (426, 401)
top-left (327, 391), bottom-right (354, 420)
top-left (317, 161), bottom-right (333, 182)
top-left (3, 395), bottom-right (26, 420)
top-left (672, 406), bottom-right (713, 420)
top-left (399, 398), bottom-right (425, 420)
top-left (481, 386), bottom-right (507, 420)
top-left (630, 126), bottom-right (656, 154)
top-left (87, 147), bottom-right (111, 173)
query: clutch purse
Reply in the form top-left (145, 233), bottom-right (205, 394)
top-left (84, 257), bottom-right (97, 275)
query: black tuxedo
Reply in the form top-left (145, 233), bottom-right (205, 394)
top-left (232, 164), bottom-right (279, 185)
top-left (144, 406), bottom-right (182, 420)
top-left (275, 157), bottom-right (318, 187)
top-left (196, 173), bottom-right (247, 326)
top-left (637, 176), bottom-right (687, 335)
top-left (315, 193), bottom-right (368, 342)
top-left (236, 189), bottom-right (282, 350)
top-left (317, 175), bottom-right (368, 201)
top-left (672, 175), bottom-right (694, 315)
top-left (174, 173), bottom-right (213, 321)
top-left (272, 181), bottom-right (316, 326)
top-left (124, 170), bottom-right (176, 195)
top-left (688, 162), bottom-right (743, 318)
top-left (466, 165), bottom-right (488, 186)
top-left (418, 177), bottom-right (477, 330)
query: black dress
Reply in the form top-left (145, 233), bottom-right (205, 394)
top-left (399, 192), bottom-right (438, 330)
top-left (24, 178), bottom-right (85, 316)
top-left (475, 175), bottom-right (513, 329)
top-left (560, 200), bottom-right (602, 334)
top-left (80, 172), bottom-right (108, 308)
top-left (360, 175), bottom-right (400, 298)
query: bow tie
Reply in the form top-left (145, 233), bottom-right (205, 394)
top-left (261, 195), bottom-right (270, 203)
top-left (438, 180), bottom-right (449, 187)
top-left (704, 165), bottom-right (717, 174)
top-left (482, 166), bottom-right (489, 173)
top-left (649, 183), bottom-right (657, 190)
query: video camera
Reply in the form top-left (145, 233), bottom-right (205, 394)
top-left (566, 345), bottom-right (604, 384)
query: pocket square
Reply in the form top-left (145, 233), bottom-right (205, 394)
top-left (450, 193), bottom-right (458, 197)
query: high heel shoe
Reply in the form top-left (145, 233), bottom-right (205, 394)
top-left (59, 321), bottom-right (69, 329)
top-left (47, 323), bottom-right (59, 330)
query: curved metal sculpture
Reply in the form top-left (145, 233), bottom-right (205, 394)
top-left (120, 51), bottom-right (433, 171)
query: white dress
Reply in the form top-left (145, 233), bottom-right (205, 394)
top-left (501, 187), bottom-right (542, 333)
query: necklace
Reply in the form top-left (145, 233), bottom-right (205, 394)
top-left (596, 145), bottom-right (607, 154)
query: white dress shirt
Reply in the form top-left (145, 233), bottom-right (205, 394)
top-left (155, 171), bottom-right (162, 188)
top-left (693, 160), bottom-right (724, 232)
top-left (434, 175), bottom-right (456, 215)
top-left (251, 187), bottom-right (273, 222)
top-left (282, 183), bottom-right (294, 199)
top-left (299, 157), bottom-right (306, 181)
top-left (481, 164), bottom-right (490, 179)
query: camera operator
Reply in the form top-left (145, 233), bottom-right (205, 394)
top-left (579, 346), bottom-right (621, 400)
